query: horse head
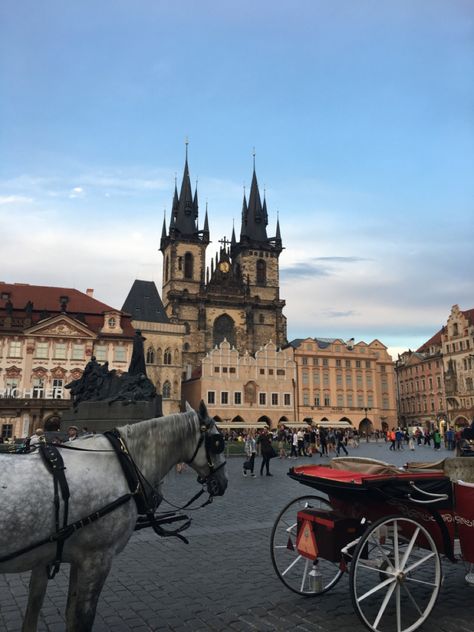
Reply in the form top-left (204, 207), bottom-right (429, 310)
top-left (186, 401), bottom-right (228, 497)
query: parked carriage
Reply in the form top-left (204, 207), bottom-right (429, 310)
top-left (271, 456), bottom-right (474, 632)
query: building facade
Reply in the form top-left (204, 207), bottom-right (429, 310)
top-left (122, 280), bottom-right (185, 415)
top-left (160, 150), bottom-right (287, 375)
top-left (395, 331), bottom-right (446, 429)
top-left (0, 283), bottom-right (135, 438)
top-left (289, 337), bottom-right (397, 433)
top-left (442, 304), bottom-right (474, 426)
top-left (182, 340), bottom-right (297, 427)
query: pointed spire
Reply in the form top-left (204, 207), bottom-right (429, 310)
top-left (193, 179), bottom-right (199, 219)
top-left (262, 191), bottom-right (269, 226)
top-left (276, 216), bottom-right (281, 242)
top-left (240, 188), bottom-right (248, 239)
top-left (161, 212), bottom-right (167, 240)
top-left (231, 223), bottom-right (236, 248)
top-left (245, 166), bottom-right (268, 242)
top-left (174, 144), bottom-right (199, 236)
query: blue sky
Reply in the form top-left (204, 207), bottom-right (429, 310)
top-left (1, 0), bottom-right (473, 358)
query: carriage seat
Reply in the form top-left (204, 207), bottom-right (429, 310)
top-left (330, 456), bottom-right (400, 476)
top-left (405, 457), bottom-right (474, 484)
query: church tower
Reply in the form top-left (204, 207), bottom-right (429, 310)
top-left (160, 149), bottom-right (287, 374)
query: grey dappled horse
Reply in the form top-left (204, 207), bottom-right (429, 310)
top-left (0, 402), bottom-right (227, 631)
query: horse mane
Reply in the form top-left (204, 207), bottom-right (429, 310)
top-left (117, 409), bottom-right (199, 446)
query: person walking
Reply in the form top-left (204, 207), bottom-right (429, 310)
top-left (389, 428), bottom-right (396, 451)
top-left (243, 431), bottom-right (257, 477)
top-left (319, 427), bottom-right (328, 457)
top-left (336, 429), bottom-right (348, 456)
top-left (433, 427), bottom-right (442, 451)
top-left (277, 425), bottom-right (287, 458)
top-left (290, 430), bottom-right (298, 458)
top-left (257, 427), bottom-right (274, 476)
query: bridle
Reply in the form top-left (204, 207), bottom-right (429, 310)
top-left (185, 418), bottom-right (226, 496)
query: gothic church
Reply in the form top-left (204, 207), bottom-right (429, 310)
top-left (160, 151), bottom-right (287, 372)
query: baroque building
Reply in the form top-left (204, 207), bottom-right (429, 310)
top-left (289, 337), bottom-right (397, 432)
top-left (122, 280), bottom-right (185, 415)
top-left (160, 150), bottom-right (287, 374)
top-left (0, 283), bottom-right (134, 438)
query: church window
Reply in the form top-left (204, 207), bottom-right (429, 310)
top-left (213, 314), bottom-right (236, 348)
top-left (146, 347), bottom-right (155, 364)
top-left (256, 259), bottom-right (266, 286)
top-left (162, 381), bottom-right (171, 399)
top-left (164, 348), bottom-right (172, 365)
top-left (184, 252), bottom-right (194, 279)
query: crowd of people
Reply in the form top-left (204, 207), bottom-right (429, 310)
top-left (386, 426), bottom-right (463, 452)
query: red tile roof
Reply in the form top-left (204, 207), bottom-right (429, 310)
top-left (417, 329), bottom-right (442, 353)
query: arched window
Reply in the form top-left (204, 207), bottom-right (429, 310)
top-left (256, 258), bottom-right (266, 285)
top-left (184, 252), bottom-right (194, 279)
top-left (146, 347), bottom-right (155, 364)
top-left (213, 314), bottom-right (236, 348)
top-left (162, 381), bottom-right (171, 399)
top-left (164, 348), bottom-right (172, 365)
top-left (156, 347), bottom-right (162, 364)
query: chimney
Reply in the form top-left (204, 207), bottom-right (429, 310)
top-left (86, 288), bottom-right (94, 297)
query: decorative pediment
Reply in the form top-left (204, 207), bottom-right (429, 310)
top-left (51, 366), bottom-right (67, 379)
top-left (32, 367), bottom-right (48, 377)
top-left (25, 315), bottom-right (95, 339)
top-left (5, 365), bottom-right (21, 378)
top-left (69, 368), bottom-right (83, 381)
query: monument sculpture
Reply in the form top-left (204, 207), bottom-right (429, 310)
top-left (62, 330), bottom-right (162, 432)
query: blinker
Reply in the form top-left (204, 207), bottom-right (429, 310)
top-left (206, 433), bottom-right (225, 455)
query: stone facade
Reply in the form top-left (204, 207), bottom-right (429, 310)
top-left (289, 337), bottom-right (397, 432)
top-left (0, 283), bottom-right (134, 438)
top-left (395, 332), bottom-right (445, 429)
top-left (182, 340), bottom-right (297, 428)
top-left (160, 153), bottom-right (287, 375)
top-left (442, 304), bottom-right (474, 425)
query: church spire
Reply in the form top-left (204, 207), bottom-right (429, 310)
top-left (241, 165), bottom-right (268, 243)
top-left (173, 144), bottom-right (198, 236)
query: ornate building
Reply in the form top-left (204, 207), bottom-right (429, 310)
top-left (160, 150), bottom-right (287, 374)
top-left (0, 283), bottom-right (135, 438)
top-left (122, 280), bottom-right (185, 415)
top-left (182, 339), bottom-right (296, 427)
top-left (289, 337), bottom-right (397, 433)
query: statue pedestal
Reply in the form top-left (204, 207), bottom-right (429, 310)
top-left (61, 396), bottom-right (162, 433)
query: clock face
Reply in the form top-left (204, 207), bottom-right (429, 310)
top-left (219, 261), bottom-right (230, 273)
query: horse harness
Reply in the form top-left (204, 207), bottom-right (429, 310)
top-left (0, 422), bottom-right (225, 579)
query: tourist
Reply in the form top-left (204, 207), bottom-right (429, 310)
top-left (433, 427), bottom-right (442, 451)
top-left (257, 427), bottom-right (274, 476)
top-left (290, 430), bottom-right (298, 458)
top-left (243, 431), bottom-right (256, 477)
top-left (336, 429), bottom-right (348, 456)
top-left (66, 425), bottom-right (79, 441)
top-left (29, 428), bottom-right (45, 450)
top-left (319, 427), bottom-right (328, 457)
top-left (389, 428), bottom-right (396, 451)
top-left (277, 425), bottom-right (287, 458)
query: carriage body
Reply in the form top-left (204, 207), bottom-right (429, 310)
top-left (271, 458), bottom-right (474, 632)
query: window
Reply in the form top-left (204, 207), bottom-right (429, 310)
top-left (222, 367), bottom-right (228, 373)
top-left (368, 395), bottom-right (374, 407)
top-left (146, 348), bottom-right (155, 364)
top-left (314, 394), bottom-right (320, 406)
top-left (345, 360), bottom-right (351, 368)
top-left (303, 392), bottom-right (309, 406)
top-left (234, 392), bottom-right (242, 405)
top-left (221, 392), bottom-right (229, 405)
top-left (302, 357), bottom-right (308, 366)
top-left (95, 345), bottom-right (107, 361)
top-left (214, 367), bottom-right (220, 373)
top-left (323, 372), bottom-right (329, 387)
top-left (337, 394), bottom-right (343, 407)
top-left (336, 372), bottom-right (342, 386)
top-left (271, 393), bottom-right (278, 406)
top-left (356, 373), bottom-right (363, 388)
top-left (268, 369), bottom-right (274, 375)
top-left (357, 395), bottom-right (363, 407)
top-left (437, 376), bottom-right (441, 388)
top-left (356, 360), bottom-right (361, 368)
top-left (313, 372), bottom-right (320, 385)
top-left (346, 374), bottom-right (352, 387)
top-left (35, 342), bottom-right (49, 359)
top-left (277, 369), bottom-right (285, 376)
top-left (72, 344), bottom-right (84, 360)
top-left (382, 397), bottom-right (389, 409)
top-left (366, 375), bottom-right (372, 387)
top-left (302, 370), bottom-right (309, 384)
top-left (108, 317), bottom-right (116, 328)
top-left (256, 258), bottom-right (266, 285)
top-left (52, 378), bottom-right (64, 399)
top-left (365, 361), bottom-right (371, 368)
top-left (322, 358), bottom-right (329, 367)
top-left (380, 365), bottom-right (386, 373)
top-left (347, 393), bottom-right (353, 407)
top-left (336, 359), bottom-right (341, 367)
top-left (54, 343), bottom-right (66, 359)
top-left (184, 252), bottom-right (194, 279)
top-left (284, 393), bottom-right (291, 406)
top-left (229, 367), bottom-right (236, 373)
top-left (324, 394), bottom-right (330, 406)
top-left (260, 368), bottom-right (265, 375)
top-left (114, 346), bottom-right (127, 362)
top-left (9, 341), bottom-right (22, 357)
top-left (164, 348), bottom-right (172, 365)
top-left (259, 392), bottom-right (266, 405)
top-left (32, 378), bottom-right (44, 398)
top-left (207, 391), bottom-right (215, 405)
top-left (1, 424), bottom-right (13, 439)
top-left (162, 381), bottom-right (171, 398)
top-left (5, 378), bottom-right (19, 396)
top-left (313, 358), bottom-right (319, 366)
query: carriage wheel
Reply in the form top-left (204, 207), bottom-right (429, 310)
top-left (349, 515), bottom-right (442, 632)
top-left (270, 495), bottom-right (344, 596)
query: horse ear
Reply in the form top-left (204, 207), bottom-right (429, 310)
top-left (198, 400), bottom-right (208, 421)
top-left (185, 401), bottom-right (193, 413)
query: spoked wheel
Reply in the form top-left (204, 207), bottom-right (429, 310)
top-left (270, 494), bottom-right (344, 596)
top-left (350, 515), bottom-right (442, 632)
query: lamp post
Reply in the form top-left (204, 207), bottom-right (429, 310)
top-left (362, 406), bottom-right (371, 442)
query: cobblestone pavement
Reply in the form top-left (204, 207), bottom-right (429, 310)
top-left (1, 441), bottom-right (473, 631)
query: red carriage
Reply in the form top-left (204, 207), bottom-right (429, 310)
top-left (271, 456), bottom-right (474, 632)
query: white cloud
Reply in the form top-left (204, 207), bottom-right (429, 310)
top-left (0, 195), bottom-right (34, 205)
top-left (69, 186), bottom-right (85, 199)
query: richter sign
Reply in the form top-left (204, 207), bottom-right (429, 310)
top-left (0, 388), bottom-right (67, 400)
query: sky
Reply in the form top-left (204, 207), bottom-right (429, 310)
top-left (1, 0), bottom-right (473, 359)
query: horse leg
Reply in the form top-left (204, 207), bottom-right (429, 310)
top-left (22, 565), bottom-right (49, 632)
top-left (66, 554), bottom-right (113, 632)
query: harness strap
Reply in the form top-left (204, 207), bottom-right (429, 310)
top-left (0, 494), bottom-right (132, 565)
top-left (38, 444), bottom-right (70, 579)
